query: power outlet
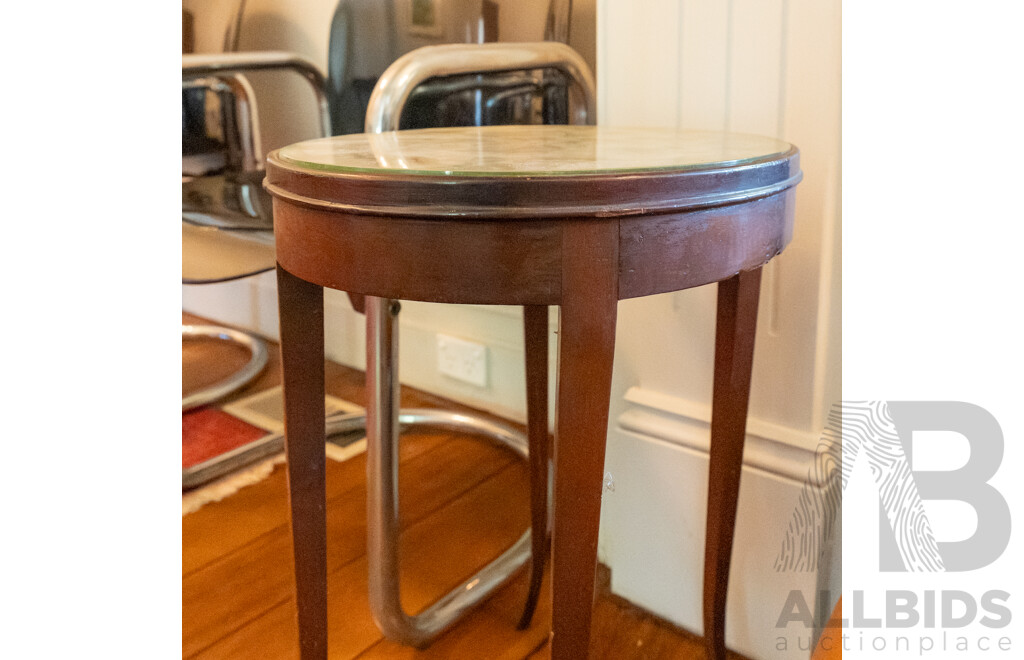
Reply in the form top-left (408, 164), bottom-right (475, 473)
top-left (436, 334), bottom-right (488, 387)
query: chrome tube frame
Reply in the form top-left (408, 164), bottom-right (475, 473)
top-left (183, 52), bottom-right (331, 137)
top-left (183, 404), bottom-right (528, 488)
top-left (365, 300), bottom-right (533, 647)
top-left (182, 52), bottom-right (330, 415)
top-left (183, 74), bottom-right (263, 175)
top-left (182, 325), bottom-right (269, 412)
top-left (184, 410), bottom-right (364, 490)
top-left (361, 43), bottom-right (596, 647)
top-left (364, 42), bottom-right (596, 133)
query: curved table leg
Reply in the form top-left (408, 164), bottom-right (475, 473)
top-left (703, 267), bottom-right (762, 660)
top-left (276, 265), bottom-right (328, 660)
top-left (551, 221), bottom-right (619, 659)
top-left (519, 304), bottom-right (550, 629)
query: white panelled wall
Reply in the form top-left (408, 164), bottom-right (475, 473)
top-left (597, 1), bottom-right (841, 659)
top-left (183, 1), bottom-right (840, 658)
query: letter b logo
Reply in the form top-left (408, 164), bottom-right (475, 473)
top-left (883, 402), bottom-right (1010, 572)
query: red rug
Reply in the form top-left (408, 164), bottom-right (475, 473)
top-left (182, 407), bottom-right (268, 469)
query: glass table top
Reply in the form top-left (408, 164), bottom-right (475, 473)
top-left (275, 125), bottom-right (793, 177)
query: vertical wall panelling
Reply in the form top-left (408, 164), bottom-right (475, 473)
top-left (779, 0), bottom-right (842, 435)
top-left (727, 0), bottom-right (787, 339)
top-left (598, 0), bottom-right (680, 127)
top-left (726, 0), bottom-right (784, 136)
top-left (678, 0), bottom-right (731, 131)
top-left (597, 1), bottom-right (841, 658)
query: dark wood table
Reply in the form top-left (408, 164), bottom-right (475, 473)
top-left (265, 125), bottom-right (801, 660)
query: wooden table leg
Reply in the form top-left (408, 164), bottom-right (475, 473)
top-left (276, 265), bottom-right (328, 660)
top-left (703, 267), bottom-right (762, 660)
top-left (519, 305), bottom-right (549, 629)
top-left (551, 222), bottom-right (619, 659)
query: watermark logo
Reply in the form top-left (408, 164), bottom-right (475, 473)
top-left (774, 401), bottom-right (1010, 573)
top-left (772, 401), bottom-right (1013, 655)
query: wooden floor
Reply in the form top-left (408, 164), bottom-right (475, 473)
top-left (182, 313), bottom-right (747, 659)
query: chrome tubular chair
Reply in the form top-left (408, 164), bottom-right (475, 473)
top-left (356, 42), bottom-right (596, 646)
top-left (183, 61), bottom-right (272, 413)
top-left (181, 52), bottom-right (330, 487)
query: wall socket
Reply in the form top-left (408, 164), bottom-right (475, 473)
top-left (436, 334), bottom-right (488, 387)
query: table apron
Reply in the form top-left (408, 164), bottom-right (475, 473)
top-left (273, 189), bottom-right (795, 305)
top-left (618, 189), bottom-right (795, 300)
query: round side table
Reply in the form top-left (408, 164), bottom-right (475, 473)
top-left (265, 125), bottom-right (802, 660)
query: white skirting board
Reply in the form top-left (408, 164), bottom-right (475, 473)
top-left (600, 389), bottom-right (841, 660)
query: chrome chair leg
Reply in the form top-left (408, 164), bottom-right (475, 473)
top-left (182, 324), bottom-right (269, 411)
top-left (365, 296), bottom-right (536, 647)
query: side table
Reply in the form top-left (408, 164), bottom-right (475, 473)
top-left (265, 125), bottom-right (802, 659)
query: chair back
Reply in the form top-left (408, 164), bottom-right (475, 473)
top-left (327, 0), bottom-right (589, 134)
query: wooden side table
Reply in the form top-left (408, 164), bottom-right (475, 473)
top-left (265, 125), bottom-right (801, 660)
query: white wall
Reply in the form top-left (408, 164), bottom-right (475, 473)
top-left (595, 1), bottom-right (841, 658)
